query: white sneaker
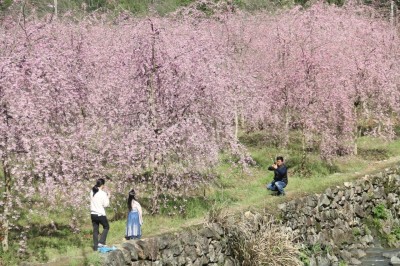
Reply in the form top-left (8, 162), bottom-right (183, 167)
top-left (98, 243), bottom-right (107, 247)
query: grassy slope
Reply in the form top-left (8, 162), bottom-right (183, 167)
top-left (21, 136), bottom-right (400, 266)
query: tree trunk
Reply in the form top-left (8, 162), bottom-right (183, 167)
top-left (233, 86), bottom-right (240, 141)
top-left (283, 107), bottom-right (290, 148)
top-left (240, 109), bottom-right (245, 129)
top-left (234, 106), bottom-right (239, 141)
top-left (151, 176), bottom-right (160, 215)
top-left (54, 0), bottom-right (58, 19)
top-left (353, 108), bottom-right (358, 155)
top-left (354, 140), bottom-right (358, 156)
top-left (147, 21), bottom-right (160, 206)
top-left (390, 0), bottom-right (395, 27)
top-left (2, 165), bottom-right (10, 252)
top-left (148, 21), bottom-right (158, 130)
top-left (2, 105), bottom-right (10, 252)
top-left (300, 129), bottom-right (307, 175)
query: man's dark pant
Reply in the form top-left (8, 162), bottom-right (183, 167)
top-left (266, 181), bottom-right (287, 195)
top-left (91, 214), bottom-right (109, 250)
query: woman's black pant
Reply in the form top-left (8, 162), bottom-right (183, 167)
top-left (91, 214), bottom-right (109, 250)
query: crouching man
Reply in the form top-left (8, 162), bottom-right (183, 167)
top-left (266, 156), bottom-right (288, 196)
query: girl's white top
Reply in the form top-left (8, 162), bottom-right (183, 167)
top-left (90, 189), bottom-right (110, 216)
top-left (131, 200), bottom-right (143, 225)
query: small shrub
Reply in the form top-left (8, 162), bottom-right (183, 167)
top-left (290, 155), bottom-right (339, 178)
top-left (393, 227), bottom-right (400, 240)
top-left (109, 192), bottom-right (128, 221)
top-left (299, 251), bottom-right (310, 266)
top-left (352, 227), bottom-right (361, 236)
top-left (384, 177), bottom-right (398, 194)
top-left (299, 242), bottom-right (331, 263)
top-left (205, 202), bottom-right (229, 225)
top-left (367, 206), bottom-right (400, 247)
top-left (0, 243), bottom-right (21, 265)
top-left (364, 225), bottom-right (372, 236)
top-left (372, 218), bottom-right (383, 229)
top-left (358, 148), bottom-right (389, 161)
top-left (239, 131), bottom-right (280, 148)
top-left (394, 125), bottom-right (400, 136)
top-left (372, 204), bottom-right (388, 220)
top-left (0, 0), bottom-right (13, 11)
top-left (386, 225), bottom-right (400, 247)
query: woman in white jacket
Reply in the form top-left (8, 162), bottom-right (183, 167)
top-left (125, 189), bottom-right (143, 240)
top-left (90, 178), bottom-right (110, 250)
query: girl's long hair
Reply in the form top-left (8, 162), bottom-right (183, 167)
top-left (92, 178), bottom-right (105, 196)
top-left (127, 189), bottom-right (137, 211)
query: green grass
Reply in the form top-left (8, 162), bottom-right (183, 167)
top-left (3, 134), bottom-right (400, 265)
top-left (154, 0), bottom-right (195, 16)
top-left (0, 0), bottom-right (301, 21)
top-left (1, 0), bottom-right (197, 18)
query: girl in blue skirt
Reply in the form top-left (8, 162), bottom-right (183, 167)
top-left (125, 189), bottom-right (143, 240)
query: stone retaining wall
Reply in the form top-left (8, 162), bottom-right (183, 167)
top-left (279, 167), bottom-right (400, 265)
top-left (104, 222), bottom-right (238, 266)
top-left (103, 166), bottom-right (400, 265)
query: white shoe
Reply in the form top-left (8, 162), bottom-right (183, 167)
top-left (98, 243), bottom-right (107, 247)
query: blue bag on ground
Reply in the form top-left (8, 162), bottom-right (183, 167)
top-left (98, 246), bottom-right (117, 253)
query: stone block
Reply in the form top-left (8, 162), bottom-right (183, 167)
top-left (391, 256), bottom-right (400, 266)
top-left (382, 251), bottom-right (400, 258)
top-left (184, 245), bottom-right (198, 262)
top-left (318, 194), bottom-right (331, 208)
top-left (170, 240), bottom-right (184, 256)
top-left (316, 255), bottom-right (330, 266)
top-left (224, 257), bottom-right (236, 266)
top-left (199, 227), bottom-right (221, 240)
top-left (351, 249), bottom-right (366, 259)
top-left (121, 242), bottom-right (139, 261)
top-left (349, 257), bottom-right (362, 265)
top-left (104, 250), bottom-right (125, 266)
top-left (306, 195), bottom-right (318, 208)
